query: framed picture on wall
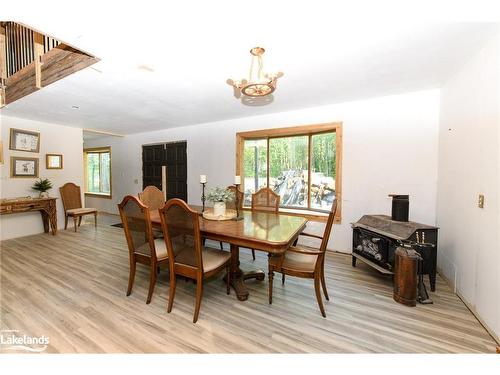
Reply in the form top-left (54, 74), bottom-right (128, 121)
top-left (9, 128), bottom-right (40, 153)
top-left (10, 156), bottom-right (39, 178)
top-left (46, 154), bottom-right (63, 169)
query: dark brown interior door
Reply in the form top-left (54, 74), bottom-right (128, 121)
top-left (165, 141), bottom-right (187, 201)
top-left (142, 142), bottom-right (187, 201)
top-left (142, 144), bottom-right (165, 190)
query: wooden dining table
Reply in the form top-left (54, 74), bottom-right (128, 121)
top-left (150, 206), bottom-right (307, 301)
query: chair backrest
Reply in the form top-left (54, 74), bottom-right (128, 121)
top-left (159, 199), bottom-right (203, 276)
top-left (251, 187), bottom-right (280, 212)
top-left (138, 185), bottom-right (165, 210)
top-left (59, 182), bottom-right (82, 212)
top-left (319, 200), bottom-right (338, 253)
top-left (226, 185), bottom-right (244, 211)
top-left (118, 195), bottom-right (156, 260)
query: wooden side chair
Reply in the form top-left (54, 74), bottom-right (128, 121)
top-left (268, 200), bottom-right (337, 317)
top-left (59, 182), bottom-right (98, 232)
top-left (138, 185), bottom-right (165, 238)
top-left (138, 185), bottom-right (165, 210)
top-left (249, 187), bottom-right (280, 260)
top-left (118, 195), bottom-right (169, 304)
top-left (159, 198), bottom-right (231, 323)
top-left (227, 185), bottom-right (244, 210)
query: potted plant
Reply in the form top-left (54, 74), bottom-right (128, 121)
top-left (206, 187), bottom-right (235, 217)
top-left (32, 178), bottom-right (53, 198)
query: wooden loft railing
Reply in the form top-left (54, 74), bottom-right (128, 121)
top-left (0, 21), bottom-right (99, 108)
top-left (3, 22), bottom-right (60, 78)
top-left (5, 22), bottom-right (36, 76)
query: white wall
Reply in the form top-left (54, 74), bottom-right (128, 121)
top-left (437, 32), bottom-right (500, 340)
top-left (85, 89), bottom-right (440, 253)
top-left (0, 116), bottom-right (84, 240)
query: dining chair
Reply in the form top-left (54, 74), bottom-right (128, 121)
top-left (138, 185), bottom-right (165, 210)
top-left (59, 182), bottom-right (98, 232)
top-left (138, 185), bottom-right (165, 238)
top-left (268, 200), bottom-right (337, 317)
top-left (249, 187), bottom-right (280, 260)
top-left (118, 195), bottom-right (169, 304)
top-left (159, 198), bottom-right (231, 323)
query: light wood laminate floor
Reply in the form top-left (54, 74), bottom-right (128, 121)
top-left (0, 216), bottom-right (497, 353)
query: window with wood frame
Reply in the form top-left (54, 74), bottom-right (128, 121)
top-left (84, 147), bottom-right (111, 198)
top-left (236, 122), bottom-right (342, 222)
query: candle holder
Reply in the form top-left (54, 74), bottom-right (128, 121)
top-left (233, 183), bottom-right (244, 221)
top-left (201, 182), bottom-right (207, 213)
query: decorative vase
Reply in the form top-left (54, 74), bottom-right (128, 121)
top-left (40, 191), bottom-right (49, 198)
top-left (213, 201), bottom-right (226, 217)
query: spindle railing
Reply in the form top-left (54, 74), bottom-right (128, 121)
top-left (0, 21), bottom-right (98, 108)
top-left (2, 22), bottom-right (60, 78)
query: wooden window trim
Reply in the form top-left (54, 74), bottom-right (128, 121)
top-left (236, 122), bottom-right (342, 223)
top-left (83, 146), bottom-right (112, 199)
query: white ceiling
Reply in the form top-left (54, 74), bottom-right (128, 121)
top-left (1, 1), bottom-right (498, 135)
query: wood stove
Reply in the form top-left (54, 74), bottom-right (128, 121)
top-left (351, 196), bottom-right (438, 291)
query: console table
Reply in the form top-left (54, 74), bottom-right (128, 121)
top-left (0, 197), bottom-right (58, 235)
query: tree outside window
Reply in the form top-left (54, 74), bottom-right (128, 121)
top-left (240, 125), bottom-right (340, 214)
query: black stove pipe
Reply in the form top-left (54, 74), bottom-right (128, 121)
top-left (389, 194), bottom-right (409, 222)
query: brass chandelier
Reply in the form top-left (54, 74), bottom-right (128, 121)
top-left (227, 47), bottom-right (283, 98)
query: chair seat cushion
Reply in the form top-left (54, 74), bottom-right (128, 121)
top-left (175, 246), bottom-right (231, 273)
top-left (66, 208), bottom-right (97, 216)
top-left (270, 249), bottom-right (318, 273)
top-left (135, 238), bottom-right (168, 260)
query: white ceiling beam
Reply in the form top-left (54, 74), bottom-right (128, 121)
top-left (83, 128), bottom-right (125, 137)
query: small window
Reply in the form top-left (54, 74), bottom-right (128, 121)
top-left (84, 147), bottom-right (111, 197)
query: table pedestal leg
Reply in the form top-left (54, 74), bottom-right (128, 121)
top-left (229, 244), bottom-right (265, 301)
